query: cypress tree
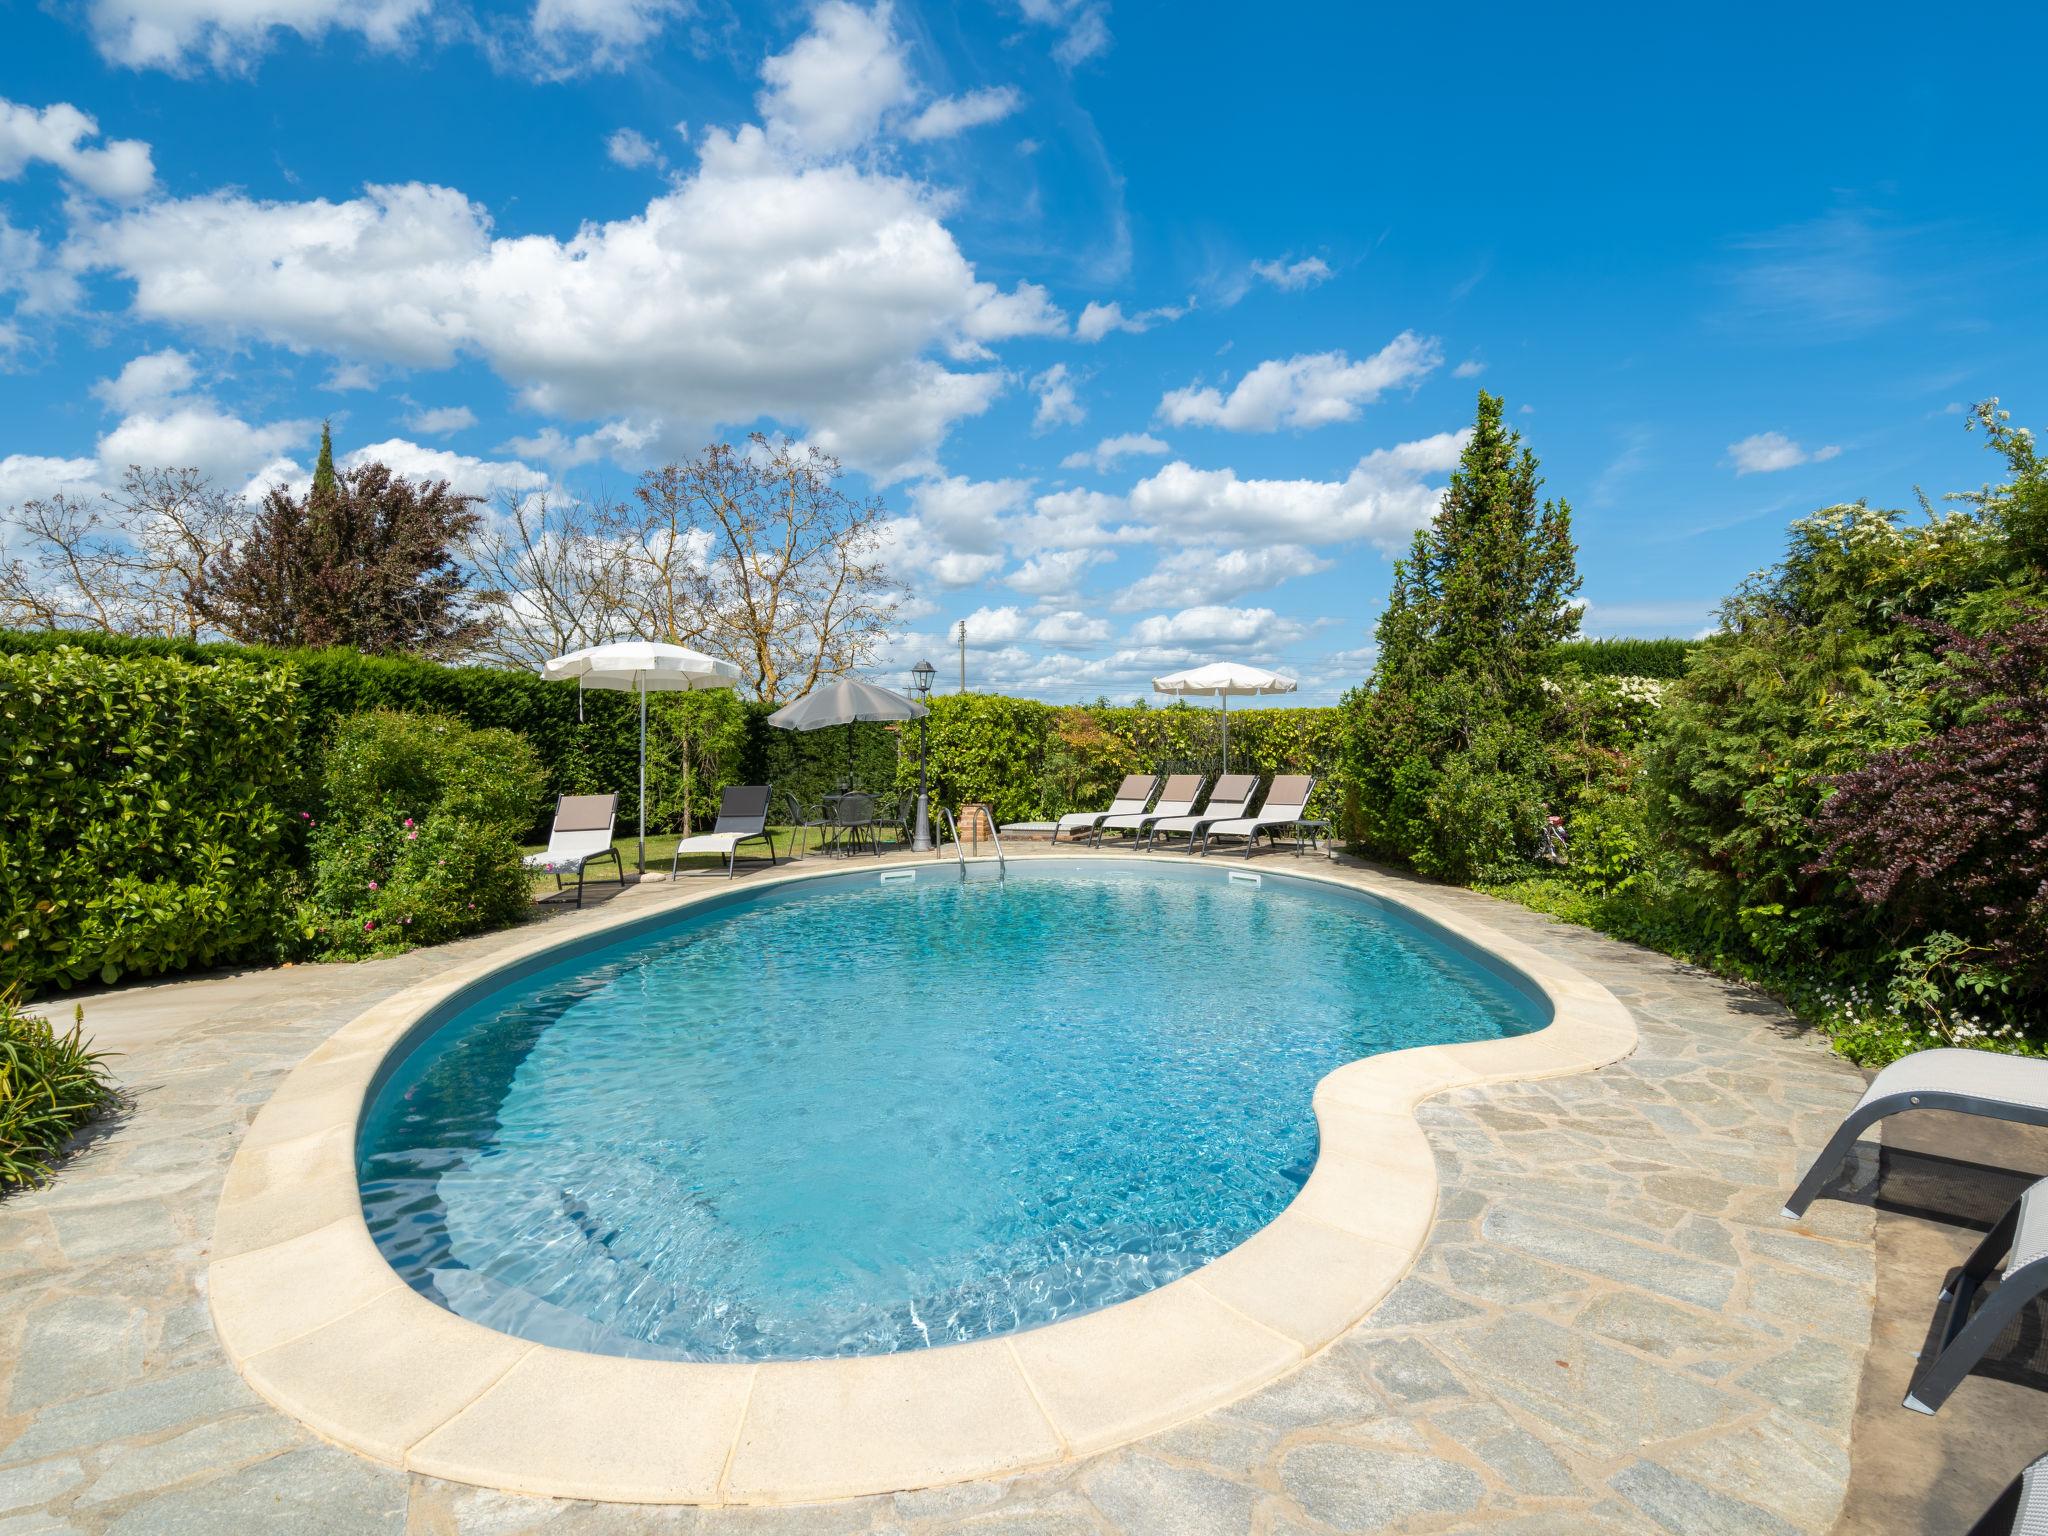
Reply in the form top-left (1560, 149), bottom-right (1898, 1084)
top-left (1343, 391), bottom-right (1582, 880)
top-left (311, 421), bottom-right (339, 504)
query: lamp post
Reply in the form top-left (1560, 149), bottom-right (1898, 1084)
top-left (910, 658), bottom-right (936, 851)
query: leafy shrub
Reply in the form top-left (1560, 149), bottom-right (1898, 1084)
top-left (301, 711), bottom-right (545, 958)
top-left (1813, 612), bottom-right (2048, 998)
top-left (2, 989), bottom-right (117, 1188)
top-left (0, 647), bottom-right (297, 994)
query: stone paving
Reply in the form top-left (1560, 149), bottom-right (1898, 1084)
top-left (0, 858), bottom-right (1878, 1534)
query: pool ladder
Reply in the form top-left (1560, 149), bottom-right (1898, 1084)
top-left (932, 804), bottom-right (1005, 876)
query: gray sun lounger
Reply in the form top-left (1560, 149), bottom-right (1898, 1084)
top-left (1091, 774), bottom-right (1205, 846)
top-left (1138, 773), bottom-right (1259, 852)
top-left (522, 793), bottom-right (625, 907)
top-left (1965, 1447), bottom-right (2048, 1533)
top-left (1052, 774), bottom-right (1159, 845)
top-left (1905, 1172), bottom-right (2048, 1414)
top-left (670, 784), bottom-right (778, 879)
top-left (1197, 775), bottom-right (1318, 858)
top-left (1783, 1048), bottom-right (2048, 1219)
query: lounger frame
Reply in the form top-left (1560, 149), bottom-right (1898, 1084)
top-left (1905, 1178), bottom-right (2048, 1414)
top-left (1783, 1071), bottom-right (2048, 1219)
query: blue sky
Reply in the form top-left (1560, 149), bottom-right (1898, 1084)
top-left (3, 1), bottom-right (2043, 702)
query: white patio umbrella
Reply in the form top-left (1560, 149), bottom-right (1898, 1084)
top-left (1152, 662), bottom-right (1298, 772)
top-left (542, 639), bottom-right (743, 873)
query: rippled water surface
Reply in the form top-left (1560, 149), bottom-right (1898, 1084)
top-left (358, 862), bottom-right (1542, 1361)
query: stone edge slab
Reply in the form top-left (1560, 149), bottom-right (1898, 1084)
top-left (205, 851), bottom-right (1637, 1504)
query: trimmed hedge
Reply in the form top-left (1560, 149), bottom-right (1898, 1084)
top-left (892, 694), bottom-right (1350, 827)
top-left (0, 629), bottom-right (635, 840)
top-left (1, 647), bottom-right (299, 992)
top-left (1549, 637), bottom-right (1698, 679)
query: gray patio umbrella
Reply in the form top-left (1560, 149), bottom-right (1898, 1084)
top-left (542, 639), bottom-right (742, 873)
top-left (765, 678), bottom-right (928, 783)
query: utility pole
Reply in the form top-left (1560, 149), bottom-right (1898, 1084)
top-left (955, 619), bottom-right (967, 693)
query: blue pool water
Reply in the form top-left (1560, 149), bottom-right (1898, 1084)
top-left (357, 862), bottom-right (1543, 1362)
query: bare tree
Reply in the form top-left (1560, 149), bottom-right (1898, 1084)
top-left (630, 436), bottom-right (897, 702)
top-left (462, 490), bottom-right (629, 668)
top-left (0, 467), bottom-right (249, 639)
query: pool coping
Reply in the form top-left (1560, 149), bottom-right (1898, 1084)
top-left (204, 850), bottom-right (1638, 1505)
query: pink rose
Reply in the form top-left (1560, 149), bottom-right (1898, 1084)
top-left (367, 880), bottom-right (379, 891)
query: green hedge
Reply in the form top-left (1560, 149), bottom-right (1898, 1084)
top-left (0, 629), bottom-right (642, 840)
top-left (1549, 637), bottom-right (1699, 679)
top-left (891, 694), bottom-right (1350, 827)
top-left (1, 647), bottom-right (299, 992)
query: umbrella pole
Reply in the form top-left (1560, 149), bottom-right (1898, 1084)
top-left (1221, 694), bottom-right (1230, 774)
top-left (637, 676), bottom-right (647, 876)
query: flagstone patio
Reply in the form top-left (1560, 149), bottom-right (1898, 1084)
top-left (1, 854), bottom-right (1894, 1533)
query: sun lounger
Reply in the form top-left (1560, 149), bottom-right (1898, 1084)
top-left (1091, 774), bottom-right (1205, 846)
top-left (523, 793), bottom-right (624, 907)
top-left (1138, 774), bottom-right (1259, 852)
top-left (1783, 1048), bottom-right (2048, 1219)
top-left (1197, 775), bottom-right (1318, 858)
top-left (669, 785), bottom-right (778, 879)
top-left (1963, 1447), bottom-right (2048, 1533)
top-left (1904, 1171), bottom-right (2048, 1414)
top-left (1051, 774), bottom-right (1159, 845)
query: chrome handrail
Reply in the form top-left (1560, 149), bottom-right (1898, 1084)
top-left (933, 806), bottom-right (966, 871)
top-left (960, 802), bottom-right (1005, 873)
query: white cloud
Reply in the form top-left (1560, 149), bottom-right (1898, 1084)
top-left (532, 0), bottom-right (684, 67)
top-left (905, 86), bottom-right (1023, 142)
top-left (1006, 546), bottom-right (1102, 596)
top-left (959, 281), bottom-right (1067, 347)
top-left (1011, 486), bottom-right (1148, 553)
top-left (1017, 0), bottom-right (1110, 66)
top-left (86, 0), bottom-right (428, 71)
top-left (1031, 609), bottom-right (1111, 644)
top-left (1158, 332), bottom-right (1442, 432)
top-left (81, 125), bottom-right (1029, 481)
top-left (0, 454), bottom-right (104, 508)
top-left (1113, 543), bottom-right (1329, 611)
top-left (1060, 431), bottom-right (1169, 472)
top-left (758, 0), bottom-right (912, 158)
top-left (100, 403), bottom-right (312, 491)
top-left (605, 127), bottom-right (664, 170)
top-left (958, 604), bottom-right (1028, 644)
top-left (873, 475), bottom-right (1029, 591)
top-left (341, 438), bottom-right (550, 501)
top-left (0, 216), bottom-right (84, 321)
top-left (1125, 432), bottom-right (1464, 549)
top-left (1031, 363), bottom-right (1083, 431)
top-left (1073, 297), bottom-right (1185, 343)
top-left (1248, 256), bottom-right (1330, 292)
top-left (1728, 430), bottom-right (1842, 475)
top-left (0, 98), bottom-right (155, 200)
top-left (1452, 359), bottom-right (1485, 378)
top-left (1129, 604), bottom-right (1301, 649)
top-left (405, 404), bottom-right (478, 435)
top-left (91, 349), bottom-right (197, 412)
top-left (905, 474), bottom-right (1029, 552)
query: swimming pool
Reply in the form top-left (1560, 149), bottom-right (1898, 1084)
top-left (356, 859), bottom-right (1545, 1364)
